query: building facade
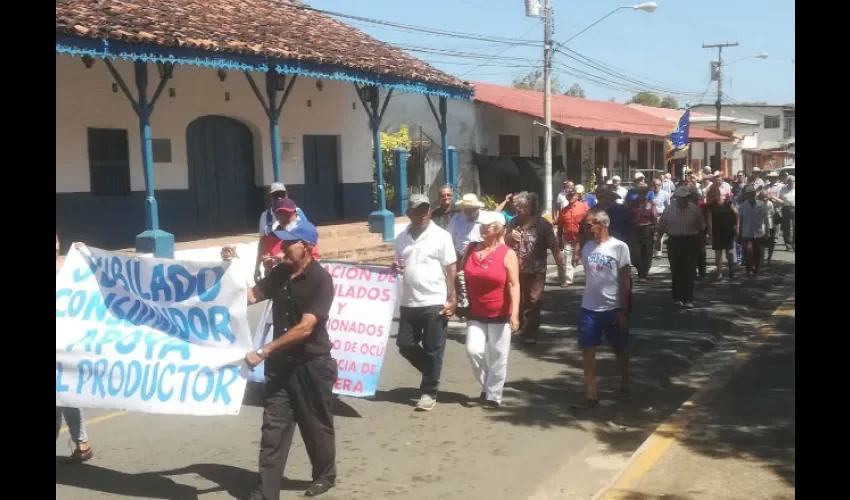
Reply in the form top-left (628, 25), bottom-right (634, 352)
top-left (57, 55), bottom-right (376, 248)
top-left (55, 0), bottom-right (472, 252)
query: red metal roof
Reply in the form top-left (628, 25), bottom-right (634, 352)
top-left (472, 82), bottom-right (730, 142)
top-left (626, 103), bottom-right (714, 120)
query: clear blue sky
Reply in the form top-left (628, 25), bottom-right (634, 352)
top-left (306, 0), bottom-right (795, 105)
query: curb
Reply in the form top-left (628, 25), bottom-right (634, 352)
top-left (591, 296), bottom-right (794, 500)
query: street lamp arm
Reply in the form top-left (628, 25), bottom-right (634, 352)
top-left (558, 7), bottom-right (625, 47)
top-left (555, 3), bottom-right (657, 49)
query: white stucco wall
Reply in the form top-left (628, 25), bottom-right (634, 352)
top-left (692, 105), bottom-right (789, 147)
top-left (56, 54), bottom-right (373, 193)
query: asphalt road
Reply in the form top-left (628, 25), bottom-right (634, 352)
top-left (57, 248), bottom-right (795, 500)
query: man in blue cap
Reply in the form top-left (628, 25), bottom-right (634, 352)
top-left (245, 220), bottom-right (338, 499)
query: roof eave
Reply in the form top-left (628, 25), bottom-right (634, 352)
top-left (56, 34), bottom-right (474, 101)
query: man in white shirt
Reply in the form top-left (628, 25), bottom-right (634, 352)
top-left (447, 193), bottom-right (485, 314)
top-left (447, 194), bottom-right (485, 257)
top-left (572, 210), bottom-right (632, 409)
top-left (778, 175), bottom-right (795, 251)
top-left (612, 176), bottom-right (628, 204)
top-left (661, 173), bottom-right (676, 194)
top-left (556, 180), bottom-right (575, 212)
top-left (651, 178), bottom-right (670, 258)
top-left (738, 185), bottom-right (770, 275)
top-left (393, 194), bottom-right (457, 412)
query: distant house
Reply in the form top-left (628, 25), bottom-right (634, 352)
top-left (690, 104), bottom-right (795, 174)
top-left (56, 0), bottom-right (472, 251)
top-left (627, 104), bottom-right (761, 176)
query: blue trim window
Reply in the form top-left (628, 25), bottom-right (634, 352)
top-left (87, 128), bottom-right (131, 197)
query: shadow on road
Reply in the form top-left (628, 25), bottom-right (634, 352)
top-left (481, 258), bottom-right (795, 472)
top-left (652, 333), bottom-right (796, 488)
top-left (56, 464), bottom-right (198, 500)
top-left (56, 463), bottom-right (313, 500)
top-left (370, 386), bottom-right (473, 407)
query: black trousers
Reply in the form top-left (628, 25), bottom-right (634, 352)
top-left (397, 305), bottom-right (447, 397)
top-left (781, 206), bottom-right (795, 246)
top-left (631, 225), bottom-right (654, 278)
top-left (668, 235), bottom-right (699, 303)
top-left (258, 355), bottom-right (338, 500)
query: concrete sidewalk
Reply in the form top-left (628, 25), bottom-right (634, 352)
top-left (597, 305), bottom-right (795, 500)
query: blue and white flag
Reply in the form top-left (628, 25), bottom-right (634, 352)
top-left (665, 107), bottom-right (690, 160)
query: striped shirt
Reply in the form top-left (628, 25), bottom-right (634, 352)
top-left (658, 202), bottom-right (706, 236)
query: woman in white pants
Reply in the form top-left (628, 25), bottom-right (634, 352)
top-left (461, 211), bottom-right (520, 408)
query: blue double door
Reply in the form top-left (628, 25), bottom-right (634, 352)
top-left (302, 135), bottom-right (343, 223)
top-left (186, 116), bottom-right (256, 236)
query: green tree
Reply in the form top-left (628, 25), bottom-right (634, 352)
top-left (627, 91), bottom-right (679, 109)
top-left (660, 96), bottom-right (679, 109)
top-left (627, 91), bottom-right (662, 107)
top-left (564, 83), bottom-right (586, 98)
top-left (373, 125), bottom-right (412, 208)
top-left (511, 70), bottom-right (564, 94)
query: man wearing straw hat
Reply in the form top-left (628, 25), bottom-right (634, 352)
top-left (446, 194), bottom-right (486, 316)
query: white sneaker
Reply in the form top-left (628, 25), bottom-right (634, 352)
top-left (415, 394), bottom-right (436, 411)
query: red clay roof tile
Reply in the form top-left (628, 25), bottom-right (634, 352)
top-left (56, 0), bottom-right (472, 95)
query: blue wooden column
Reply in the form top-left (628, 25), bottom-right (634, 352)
top-left (448, 146), bottom-right (458, 191)
top-left (245, 70), bottom-right (298, 183)
top-left (425, 95), bottom-right (455, 197)
top-left (391, 147), bottom-right (408, 216)
top-left (103, 59), bottom-right (174, 257)
top-left (354, 84), bottom-right (395, 242)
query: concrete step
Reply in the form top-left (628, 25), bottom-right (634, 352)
top-left (322, 243), bottom-right (394, 263)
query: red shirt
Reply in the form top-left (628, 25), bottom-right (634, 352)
top-left (557, 201), bottom-right (590, 243)
top-left (464, 244), bottom-right (512, 318)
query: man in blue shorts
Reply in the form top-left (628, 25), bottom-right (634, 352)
top-left (572, 210), bottom-right (632, 409)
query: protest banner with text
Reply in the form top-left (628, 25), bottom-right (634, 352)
top-left (56, 246), bottom-right (253, 416)
top-left (323, 261), bottom-right (398, 397)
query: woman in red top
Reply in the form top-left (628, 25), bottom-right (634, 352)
top-left (462, 211), bottom-right (520, 408)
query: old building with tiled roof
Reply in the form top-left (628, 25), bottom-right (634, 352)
top-left (56, 0), bottom-right (472, 254)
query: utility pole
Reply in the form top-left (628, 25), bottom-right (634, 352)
top-left (703, 41), bottom-right (738, 171)
top-left (542, 0), bottom-right (553, 216)
top-left (525, 0), bottom-right (555, 215)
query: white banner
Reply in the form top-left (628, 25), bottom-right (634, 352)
top-left (56, 246), bottom-right (253, 416)
top-left (321, 261), bottom-right (398, 397)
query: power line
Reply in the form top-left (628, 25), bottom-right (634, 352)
top-left (462, 20), bottom-right (543, 76)
top-left (279, 1), bottom-right (543, 47)
top-left (557, 46), bottom-right (703, 95)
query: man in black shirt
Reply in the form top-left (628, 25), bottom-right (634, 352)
top-left (430, 184), bottom-right (456, 229)
top-left (245, 221), bottom-right (338, 499)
